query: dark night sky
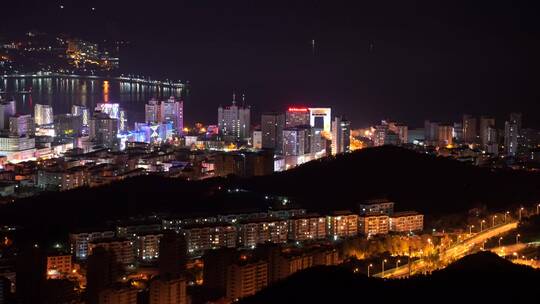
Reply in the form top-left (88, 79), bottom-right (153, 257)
top-left (2, 0), bottom-right (540, 128)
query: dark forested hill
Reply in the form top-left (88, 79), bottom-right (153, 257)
top-left (240, 251), bottom-right (540, 304)
top-left (2, 147), bottom-right (540, 243)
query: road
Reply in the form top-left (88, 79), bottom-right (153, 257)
top-left (375, 221), bottom-right (518, 279)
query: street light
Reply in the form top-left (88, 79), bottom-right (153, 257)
top-left (499, 237), bottom-right (503, 247)
top-left (504, 211), bottom-right (510, 223)
top-left (519, 207), bottom-right (524, 221)
top-left (382, 259), bottom-right (387, 278)
top-left (469, 225), bottom-right (475, 235)
top-left (537, 204), bottom-right (540, 215)
top-left (367, 264), bottom-right (373, 277)
top-left (516, 234), bottom-right (521, 244)
top-left (396, 259), bottom-right (401, 269)
top-left (492, 215), bottom-right (497, 227)
top-left (480, 220), bottom-right (486, 232)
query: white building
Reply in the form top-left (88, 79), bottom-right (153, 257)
top-left (34, 104), bottom-right (54, 126)
top-left (218, 95), bottom-right (250, 140)
top-left (308, 108), bottom-right (331, 133)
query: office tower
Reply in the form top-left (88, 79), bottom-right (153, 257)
top-left (373, 124), bottom-right (388, 147)
top-left (331, 116), bottom-right (350, 154)
top-left (89, 112), bottom-right (119, 149)
top-left (252, 130), bottom-right (262, 149)
top-left (34, 104), bottom-right (54, 126)
top-left (285, 107), bottom-right (310, 128)
top-left (310, 127), bottom-right (326, 157)
top-left (437, 124), bottom-right (453, 147)
top-left (308, 108), bottom-right (332, 133)
top-left (9, 115), bottom-right (34, 137)
top-left (149, 276), bottom-right (188, 304)
top-left (158, 231), bottom-right (187, 277)
top-left (0, 100), bottom-right (16, 130)
top-left (394, 124), bottom-right (408, 144)
top-left (119, 109), bottom-right (127, 132)
top-left (96, 103), bottom-right (120, 119)
top-left (505, 117), bottom-right (520, 157)
top-left (479, 116), bottom-right (495, 147)
top-left (145, 99), bottom-right (160, 124)
top-left (218, 95), bottom-right (251, 140)
top-left (160, 97), bottom-right (184, 132)
top-left (423, 120), bottom-right (439, 145)
top-left (54, 114), bottom-right (83, 138)
top-left (282, 126), bottom-right (310, 157)
top-left (462, 114), bottom-right (478, 144)
top-left (453, 122), bottom-right (463, 142)
top-left (261, 112), bottom-right (285, 154)
top-left (72, 105), bottom-right (89, 126)
top-left (16, 244), bottom-right (46, 304)
top-left (86, 247), bottom-right (120, 304)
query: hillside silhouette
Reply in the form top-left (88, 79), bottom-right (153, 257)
top-left (240, 251), bottom-right (539, 303)
top-left (2, 146), bottom-right (540, 243)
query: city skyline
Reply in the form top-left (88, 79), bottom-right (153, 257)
top-left (2, 1), bottom-right (540, 303)
top-left (3, 1), bottom-right (540, 128)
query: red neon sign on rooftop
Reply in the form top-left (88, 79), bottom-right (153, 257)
top-left (288, 107), bottom-right (309, 112)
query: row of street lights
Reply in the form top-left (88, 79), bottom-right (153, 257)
top-left (366, 259), bottom-right (402, 278)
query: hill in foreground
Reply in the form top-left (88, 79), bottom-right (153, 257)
top-left (240, 251), bottom-right (539, 304)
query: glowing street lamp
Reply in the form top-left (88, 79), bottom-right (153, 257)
top-left (537, 204), bottom-right (540, 215)
top-left (516, 234), bottom-right (520, 244)
top-left (396, 259), bottom-right (401, 269)
top-left (480, 220), bottom-right (486, 232)
top-left (367, 264), bottom-right (373, 277)
top-left (504, 211), bottom-right (510, 223)
top-left (382, 259), bottom-right (387, 278)
top-left (499, 237), bottom-right (503, 247)
top-left (492, 215), bottom-right (497, 227)
top-left (469, 225), bottom-right (475, 235)
top-left (519, 207), bottom-right (524, 221)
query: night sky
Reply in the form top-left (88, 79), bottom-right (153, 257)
top-left (2, 0), bottom-right (540, 128)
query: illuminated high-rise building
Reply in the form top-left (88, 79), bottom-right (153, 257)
top-left (89, 112), bottom-right (119, 149)
top-left (331, 116), bottom-right (350, 154)
top-left (72, 105), bottom-right (89, 127)
top-left (285, 107), bottom-right (310, 128)
top-left (145, 99), bottom-right (161, 124)
top-left (282, 127), bottom-right (310, 157)
top-left (479, 116), bottom-right (495, 147)
top-left (0, 100), bottom-right (16, 130)
top-left (261, 112), bottom-right (285, 154)
top-left (505, 113), bottom-right (521, 157)
top-left (437, 124), bottom-right (453, 147)
top-left (9, 115), bottom-right (34, 137)
top-left (160, 97), bottom-right (184, 132)
top-left (218, 94), bottom-right (251, 140)
top-left (462, 114), bottom-right (478, 144)
top-left (34, 104), bottom-right (54, 126)
top-left (308, 108), bottom-right (331, 133)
